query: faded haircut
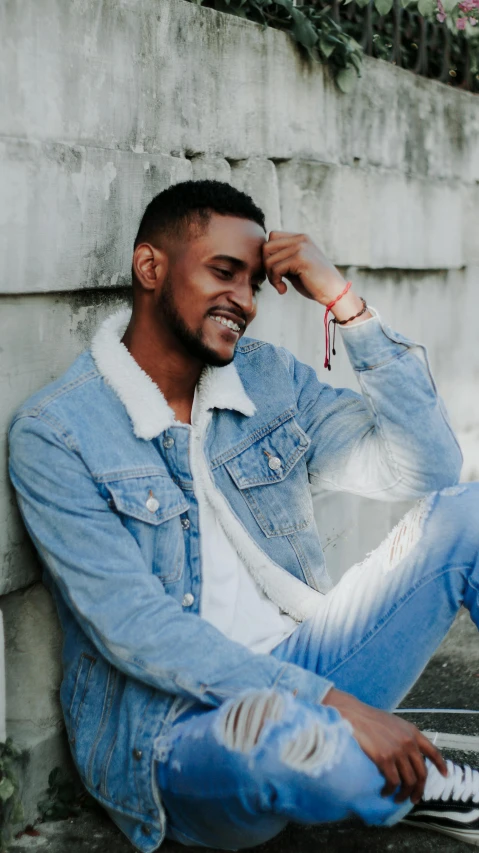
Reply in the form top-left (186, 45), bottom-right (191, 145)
top-left (134, 179), bottom-right (266, 250)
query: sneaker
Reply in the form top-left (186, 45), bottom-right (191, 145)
top-left (403, 759), bottom-right (479, 846)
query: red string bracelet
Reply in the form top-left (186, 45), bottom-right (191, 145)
top-left (324, 280), bottom-right (352, 370)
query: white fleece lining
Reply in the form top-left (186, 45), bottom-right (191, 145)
top-left (91, 307), bottom-right (322, 622)
top-left (91, 307), bottom-right (256, 439)
top-left (191, 376), bottom-right (323, 623)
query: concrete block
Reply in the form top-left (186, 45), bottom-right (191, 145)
top-left (230, 159), bottom-right (282, 232)
top-left (2, 584), bottom-right (63, 731)
top-left (338, 59), bottom-right (479, 182)
top-left (276, 160), bottom-right (371, 267)
top-left (368, 172), bottom-right (463, 269)
top-left (276, 160), bottom-right (463, 269)
top-left (463, 185), bottom-right (479, 265)
top-left (0, 140), bottom-right (192, 295)
top-left (8, 724), bottom-right (73, 830)
top-left (328, 265), bottom-right (479, 437)
top-left (3, 0), bottom-right (479, 180)
top-left (190, 156), bottom-right (231, 183)
top-left (0, 290), bottom-right (130, 595)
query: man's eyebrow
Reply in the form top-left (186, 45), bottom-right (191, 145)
top-left (210, 255), bottom-right (265, 279)
top-left (210, 254), bottom-right (247, 268)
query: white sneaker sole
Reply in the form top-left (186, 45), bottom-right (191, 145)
top-left (403, 818), bottom-right (479, 847)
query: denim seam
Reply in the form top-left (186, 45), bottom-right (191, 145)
top-left (224, 436), bottom-right (310, 489)
top-left (286, 533), bottom-right (319, 590)
top-left (209, 408), bottom-right (297, 468)
top-left (235, 486), bottom-right (313, 538)
top-left (11, 410), bottom-right (82, 455)
top-left (10, 368), bottom-right (99, 418)
top-left (349, 346), bottom-right (410, 373)
top-left (236, 340), bottom-right (267, 353)
top-left (322, 563), bottom-right (473, 679)
top-left (87, 665), bottom-right (117, 788)
top-left (94, 468), bottom-right (170, 483)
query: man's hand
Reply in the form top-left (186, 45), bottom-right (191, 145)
top-left (262, 231), bottom-right (370, 324)
top-left (323, 687), bottom-right (448, 804)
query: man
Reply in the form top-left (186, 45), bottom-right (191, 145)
top-left (9, 180), bottom-right (479, 852)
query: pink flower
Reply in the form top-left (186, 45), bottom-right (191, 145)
top-left (456, 16), bottom-right (467, 27)
top-left (437, 0), bottom-right (446, 21)
top-left (469, 15), bottom-right (478, 23)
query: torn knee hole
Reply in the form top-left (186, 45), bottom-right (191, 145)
top-left (220, 692), bottom-right (285, 754)
top-left (281, 722), bottom-right (326, 772)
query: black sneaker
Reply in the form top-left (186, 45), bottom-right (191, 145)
top-left (403, 759), bottom-right (479, 846)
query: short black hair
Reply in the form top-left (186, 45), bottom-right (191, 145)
top-left (134, 179), bottom-right (266, 249)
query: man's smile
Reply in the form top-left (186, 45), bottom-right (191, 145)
top-left (208, 314), bottom-right (242, 334)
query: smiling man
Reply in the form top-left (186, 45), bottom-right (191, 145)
top-left (9, 180), bottom-right (479, 852)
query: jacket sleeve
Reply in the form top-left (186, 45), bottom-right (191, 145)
top-left (9, 413), bottom-right (332, 708)
top-left (287, 312), bottom-right (463, 501)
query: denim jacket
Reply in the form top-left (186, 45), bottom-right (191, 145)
top-left (8, 307), bottom-right (462, 852)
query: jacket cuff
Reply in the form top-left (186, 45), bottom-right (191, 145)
top-left (339, 307), bottom-right (417, 371)
top-left (273, 662), bottom-right (334, 705)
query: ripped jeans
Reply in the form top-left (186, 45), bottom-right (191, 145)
top-left (156, 484), bottom-right (479, 850)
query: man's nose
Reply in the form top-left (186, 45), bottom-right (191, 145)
top-left (230, 277), bottom-right (256, 318)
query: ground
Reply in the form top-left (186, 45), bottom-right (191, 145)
top-left (10, 610), bottom-right (479, 853)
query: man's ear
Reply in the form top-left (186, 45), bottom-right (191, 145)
top-left (133, 243), bottom-right (168, 292)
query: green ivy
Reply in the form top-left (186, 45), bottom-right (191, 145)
top-left (0, 739), bottom-right (24, 852)
top-left (189, 0), bottom-right (479, 92)
top-left (190, 0), bottom-right (364, 91)
top-left (37, 767), bottom-right (97, 823)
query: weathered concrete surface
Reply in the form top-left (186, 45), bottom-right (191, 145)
top-left (230, 159), bottom-right (282, 233)
top-left (10, 611), bottom-right (479, 853)
top-left (2, 1), bottom-right (479, 295)
top-left (3, 0), bottom-right (479, 180)
top-left (0, 290), bottom-right (130, 595)
top-left (2, 584), bottom-right (63, 732)
top-left (0, 142), bottom-right (191, 294)
top-left (277, 161), bottom-right (464, 269)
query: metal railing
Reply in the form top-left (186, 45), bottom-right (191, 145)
top-left (310, 0), bottom-right (478, 91)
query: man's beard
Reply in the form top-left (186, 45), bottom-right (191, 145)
top-left (159, 276), bottom-right (235, 368)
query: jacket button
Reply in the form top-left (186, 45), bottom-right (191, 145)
top-left (182, 593), bottom-right (194, 607)
top-left (163, 436), bottom-right (175, 449)
top-left (146, 495), bottom-right (160, 513)
top-left (268, 456), bottom-right (282, 471)
top-left (181, 517), bottom-right (190, 530)
top-left (142, 824), bottom-right (152, 836)
top-left (132, 748), bottom-right (142, 760)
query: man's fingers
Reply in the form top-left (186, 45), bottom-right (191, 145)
top-left (418, 732), bottom-right (448, 776)
top-left (380, 760), bottom-right (401, 798)
top-left (263, 233), bottom-right (305, 256)
top-left (408, 750), bottom-right (428, 803)
top-left (264, 246), bottom-right (299, 284)
top-left (267, 257), bottom-right (298, 291)
top-left (394, 755), bottom-right (419, 803)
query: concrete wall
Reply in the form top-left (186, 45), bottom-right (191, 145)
top-left (2, 0), bottom-right (479, 824)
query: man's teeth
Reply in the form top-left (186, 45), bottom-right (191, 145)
top-left (210, 315), bottom-right (241, 332)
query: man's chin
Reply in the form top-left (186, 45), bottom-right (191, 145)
top-left (202, 349), bottom-right (235, 368)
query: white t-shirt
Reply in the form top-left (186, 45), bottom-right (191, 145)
top-left (175, 395), bottom-right (297, 655)
top-left (198, 492), bottom-right (297, 654)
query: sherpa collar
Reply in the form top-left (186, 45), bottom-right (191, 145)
top-left (90, 307), bottom-right (256, 440)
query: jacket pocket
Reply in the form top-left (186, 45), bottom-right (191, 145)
top-left (224, 417), bottom-right (314, 537)
top-left (69, 652), bottom-right (97, 731)
top-left (104, 473), bottom-right (189, 583)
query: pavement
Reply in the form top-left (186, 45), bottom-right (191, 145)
top-left (10, 609), bottom-right (479, 853)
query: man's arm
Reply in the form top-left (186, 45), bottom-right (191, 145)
top-left (263, 233), bottom-right (463, 499)
top-left (9, 413), bottom-right (331, 708)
